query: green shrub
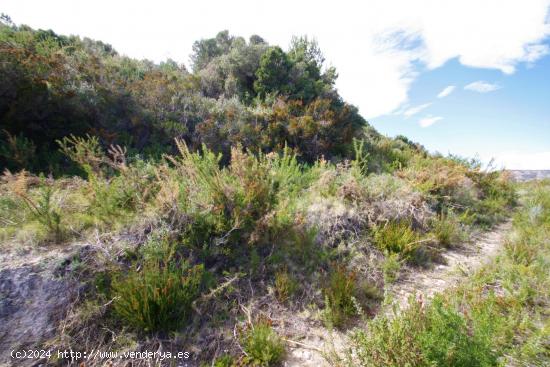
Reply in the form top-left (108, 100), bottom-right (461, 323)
top-left (242, 322), bottom-right (285, 366)
top-left (382, 252), bottom-right (402, 284)
top-left (431, 213), bottom-right (464, 248)
top-left (274, 269), bottom-right (298, 303)
top-left (59, 135), bottom-right (158, 226)
top-left (323, 265), bottom-right (359, 328)
top-left (112, 259), bottom-right (206, 332)
top-left (57, 134), bottom-right (104, 175)
top-left (352, 297), bottom-right (497, 367)
top-left (210, 354), bottom-right (235, 367)
top-left (419, 298), bottom-right (497, 367)
top-left (16, 184), bottom-right (63, 242)
top-left (372, 221), bottom-right (419, 258)
top-left (86, 170), bottom-right (136, 223)
top-left (172, 141), bottom-right (277, 251)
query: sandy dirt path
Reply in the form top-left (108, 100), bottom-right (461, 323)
top-left (284, 221), bottom-right (511, 366)
top-left (388, 221), bottom-right (511, 309)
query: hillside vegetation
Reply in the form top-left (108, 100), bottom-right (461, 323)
top-left (351, 180), bottom-right (550, 366)
top-left (1, 17), bottom-right (367, 174)
top-left (2, 16), bottom-right (543, 367)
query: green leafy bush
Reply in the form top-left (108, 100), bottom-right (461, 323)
top-left (242, 322), bottom-right (285, 366)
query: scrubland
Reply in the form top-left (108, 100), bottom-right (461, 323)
top-left (0, 135), bottom-right (519, 366)
top-left (0, 18), bottom-right (546, 367)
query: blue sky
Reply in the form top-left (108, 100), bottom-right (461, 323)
top-left (2, 0), bottom-right (550, 168)
top-left (370, 54), bottom-right (550, 169)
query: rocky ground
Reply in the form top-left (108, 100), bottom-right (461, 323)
top-left (0, 244), bottom-right (82, 365)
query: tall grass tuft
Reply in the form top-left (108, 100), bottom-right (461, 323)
top-left (16, 184), bottom-right (63, 242)
top-left (431, 212), bottom-right (464, 248)
top-left (112, 259), bottom-right (206, 333)
top-left (372, 221), bottom-right (419, 259)
top-left (323, 265), bottom-right (359, 328)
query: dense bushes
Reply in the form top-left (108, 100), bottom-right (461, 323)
top-left (0, 20), bottom-right (367, 173)
top-left (0, 133), bottom-right (515, 265)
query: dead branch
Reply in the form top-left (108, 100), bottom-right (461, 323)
top-left (281, 338), bottom-right (324, 353)
top-left (192, 274), bottom-right (241, 315)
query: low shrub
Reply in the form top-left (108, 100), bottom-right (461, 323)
top-left (16, 184), bottom-right (63, 242)
top-left (431, 212), bottom-right (464, 248)
top-left (112, 259), bottom-right (206, 333)
top-left (352, 296), bottom-right (497, 367)
top-left (241, 321), bottom-right (285, 366)
top-left (372, 221), bottom-right (419, 259)
top-left (274, 269), bottom-right (298, 303)
top-left (323, 265), bottom-right (359, 328)
top-left (382, 252), bottom-right (402, 284)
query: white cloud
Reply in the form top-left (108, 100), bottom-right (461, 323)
top-left (403, 103), bottom-right (432, 117)
top-left (523, 44), bottom-right (550, 63)
top-left (437, 85), bottom-right (455, 98)
top-left (2, 0), bottom-right (549, 118)
top-left (464, 81), bottom-right (501, 93)
top-left (418, 115), bottom-right (443, 127)
top-left (489, 151), bottom-right (550, 170)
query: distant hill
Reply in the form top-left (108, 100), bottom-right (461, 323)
top-left (508, 170), bottom-right (550, 181)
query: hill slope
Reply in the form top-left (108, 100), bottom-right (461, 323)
top-left (0, 19), bottom-right (533, 367)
